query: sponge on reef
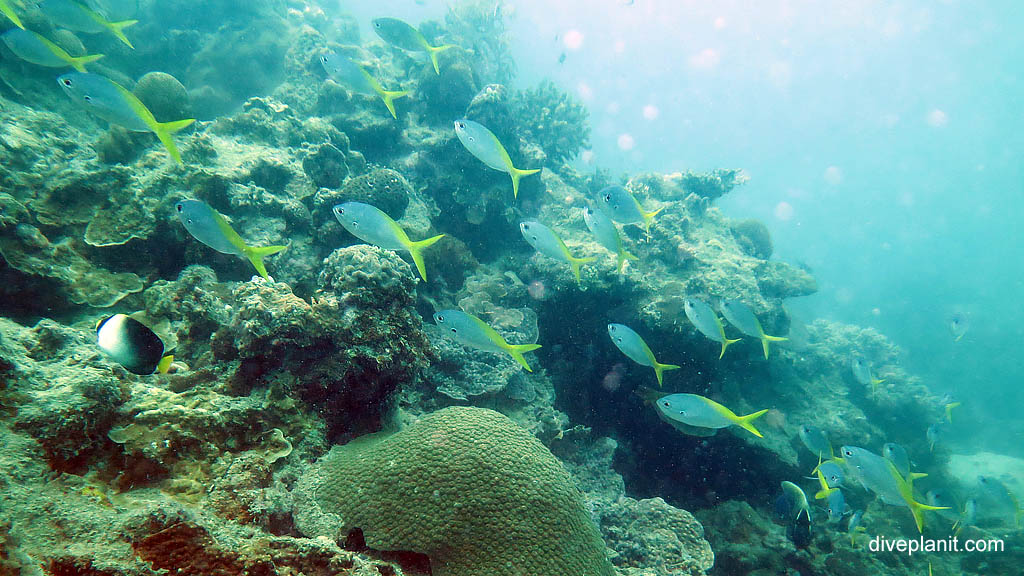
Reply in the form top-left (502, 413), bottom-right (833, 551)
top-left (293, 406), bottom-right (615, 576)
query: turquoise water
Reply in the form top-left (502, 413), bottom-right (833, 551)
top-left (1, 1), bottom-right (1022, 574)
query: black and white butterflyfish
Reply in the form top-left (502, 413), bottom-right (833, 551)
top-left (95, 313), bottom-right (174, 375)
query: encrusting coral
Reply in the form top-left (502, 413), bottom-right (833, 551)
top-left (293, 406), bottom-right (616, 576)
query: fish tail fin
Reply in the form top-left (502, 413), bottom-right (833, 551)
top-left (908, 498), bottom-right (949, 534)
top-left (156, 354), bottom-right (174, 374)
top-left (733, 408), bottom-right (768, 438)
top-left (616, 247), bottom-right (638, 273)
top-left (718, 336), bottom-right (741, 359)
top-left (69, 53), bottom-right (104, 73)
top-left (153, 118), bottom-right (195, 165)
top-left (652, 361), bottom-right (680, 388)
top-left (2, 4), bottom-right (24, 29)
top-left (243, 244), bottom-right (288, 281)
top-left (642, 205), bottom-right (666, 232)
top-left (510, 166), bottom-right (541, 199)
top-left (504, 343), bottom-right (542, 372)
top-left (945, 402), bottom-right (961, 423)
top-left (406, 234), bottom-right (445, 281)
top-left (568, 254), bottom-right (597, 283)
top-left (758, 334), bottom-right (787, 359)
top-left (426, 43), bottom-right (456, 74)
top-left (106, 19), bottom-right (138, 49)
top-left (378, 88), bottom-right (410, 119)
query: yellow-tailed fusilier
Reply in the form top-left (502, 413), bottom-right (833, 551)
top-left (798, 424), bottom-right (833, 460)
top-left (454, 119), bottom-right (540, 199)
top-left (607, 323), bottom-right (679, 387)
top-left (58, 73), bottom-right (194, 164)
top-left (851, 355), bottom-right (885, 394)
top-left (948, 311), bottom-right (969, 342)
top-left (320, 51), bottom-right (409, 119)
top-left (597, 185), bottom-right (665, 232)
top-left (433, 309), bottom-right (541, 371)
top-left (584, 204), bottom-right (637, 273)
top-left (1, 0), bottom-right (25, 29)
top-left (96, 313), bottom-right (173, 375)
top-left (655, 393), bottom-right (768, 438)
top-left (372, 17), bottom-right (455, 75)
top-left (1, 28), bottom-right (103, 72)
top-left (39, 0), bottom-right (137, 48)
top-left (683, 297), bottom-right (740, 359)
top-left (333, 201), bottom-right (445, 282)
top-left (519, 220), bottom-right (595, 283)
top-left (719, 299), bottom-right (787, 359)
top-left (838, 445), bottom-right (947, 533)
top-left (176, 200), bottom-right (287, 281)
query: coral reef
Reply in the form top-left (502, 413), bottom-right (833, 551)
top-left (293, 406), bottom-right (615, 576)
top-left (513, 79), bottom-right (591, 165)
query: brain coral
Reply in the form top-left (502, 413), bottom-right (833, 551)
top-left (294, 406), bottom-right (614, 576)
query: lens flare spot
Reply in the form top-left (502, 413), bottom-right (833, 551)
top-left (927, 108), bottom-right (948, 127)
top-left (577, 81), bottom-right (593, 101)
top-left (774, 201), bottom-right (794, 221)
top-left (563, 28), bottom-right (584, 51)
top-left (642, 104), bottom-right (659, 120)
top-left (823, 166), bottom-right (842, 185)
top-left (688, 48), bottom-right (720, 70)
top-left (617, 133), bottom-right (635, 151)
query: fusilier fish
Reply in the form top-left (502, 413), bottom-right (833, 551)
top-left (175, 200), bottom-right (287, 281)
top-left (433, 309), bottom-right (541, 371)
top-left (824, 487), bottom-right (847, 523)
top-left (948, 311), bottom-right (969, 342)
top-left (96, 313), bottom-right (173, 375)
top-left (838, 445), bottom-right (947, 532)
top-left (320, 51), bottom-right (409, 119)
top-left (813, 460), bottom-right (845, 488)
top-left (372, 17), bottom-right (456, 74)
top-left (882, 442), bottom-right (911, 477)
top-left (975, 475), bottom-right (1022, 526)
top-left (1, 28), bottom-right (103, 72)
top-left (333, 201), bottom-right (445, 282)
top-left (656, 393), bottom-right (769, 438)
top-left (607, 323), bottom-right (679, 387)
top-left (39, 0), bottom-right (137, 48)
top-left (799, 424), bottom-right (832, 459)
top-left (927, 422), bottom-right (944, 452)
top-left (519, 220), bottom-right (595, 283)
top-left (1, 0), bottom-right (25, 29)
top-left (683, 298), bottom-right (741, 359)
top-left (851, 355), bottom-right (885, 394)
top-left (455, 119), bottom-right (540, 199)
top-left (926, 489), bottom-right (962, 524)
top-left (584, 204), bottom-right (636, 272)
top-left (719, 299), bottom-right (787, 359)
top-left (597, 185), bottom-right (665, 231)
top-left (58, 73), bottom-right (195, 164)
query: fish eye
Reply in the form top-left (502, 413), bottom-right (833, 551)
top-left (175, 203), bottom-right (183, 212)
top-left (450, 328), bottom-right (457, 334)
top-left (62, 78), bottom-right (72, 87)
top-left (843, 449), bottom-right (853, 456)
top-left (436, 315), bottom-right (444, 322)
top-left (336, 207), bottom-right (344, 214)
top-left (83, 95), bottom-right (92, 103)
top-left (603, 194), bottom-right (611, 202)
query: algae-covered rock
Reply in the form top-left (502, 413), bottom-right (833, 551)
top-left (133, 71), bottom-right (193, 123)
top-left (0, 194), bottom-right (144, 310)
top-left (293, 406), bottom-right (615, 576)
top-left (601, 497), bottom-right (714, 576)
